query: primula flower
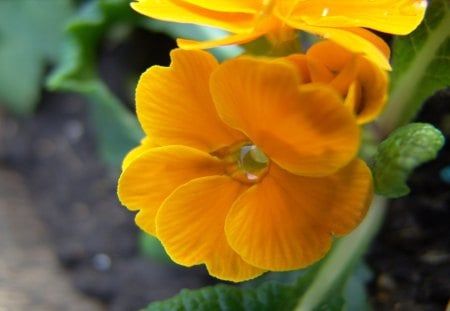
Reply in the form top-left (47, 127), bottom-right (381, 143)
top-left (130, 0), bottom-right (427, 70)
top-left (283, 40), bottom-right (388, 124)
top-left (118, 49), bottom-right (373, 281)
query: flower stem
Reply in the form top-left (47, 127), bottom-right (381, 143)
top-left (376, 10), bottom-right (450, 135)
top-left (294, 196), bottom-right (387, 311)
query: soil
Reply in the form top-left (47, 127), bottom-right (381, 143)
top-left (366, 88), bottom-right (450, 311)
top-left (0, 29), bottom-right (448, 310)
top-left (0, 92), bottom-right (218, 310)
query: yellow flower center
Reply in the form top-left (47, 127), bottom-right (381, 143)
top-left (213, 143), bottom-right (270, 184)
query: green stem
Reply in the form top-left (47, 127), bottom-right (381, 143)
top-left (376, 8), bottom-right (450, 135)
top-left (294, 196), bottom-right (387, 311)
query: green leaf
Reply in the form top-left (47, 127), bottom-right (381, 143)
top-left (47, 0), bottom-right (143, 167)
top-left (378, 0), bottom-right (450, 133)
top-left (373, 123), bottom-right (445, 198)
top-left (47, 0), bottom-right (138, 90)
top-left (145, 272), bottom-right (310, 311)
top-left (0, 0), bottom-right (74, 114)
top-left (143, 198), bottom-right (387, 311)
top-left (85, 81), bottom-right (143, 168)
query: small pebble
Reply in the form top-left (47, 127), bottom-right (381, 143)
top-left (92, 253), bottom-right (112, 271)
top-left (420, 250), bottom-right (450, 265)
top-left (377, 273), bottom-right (397, 291)
top-left (63, 120), bottom-right (84, 143)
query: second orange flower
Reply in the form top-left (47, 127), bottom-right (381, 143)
top-left (131, 0), bottom-right (427, 69)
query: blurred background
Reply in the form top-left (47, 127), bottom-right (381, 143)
top-left (0, 0), bottom-right (448, 310)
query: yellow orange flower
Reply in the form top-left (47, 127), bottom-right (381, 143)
top-left (118, 49), bottom-right (373, 281)
top-left (130, 0), bottom-right (427, 69)
top-left (283, 40), bottom-right (389, 124)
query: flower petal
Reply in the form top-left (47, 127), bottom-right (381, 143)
top-left (277, 0), bottom-right (427, 35)
top-left (306, 40), bottom-right (388, 123)
top-left (344, 81), bottom-right (363, 119)
top-left (307, 44), bottom-right (361, 100)
top-left (294, 25), bottom-right (391, 70)
top-left (225, 160), bottom-right (373, 271)
top-left (306, 40), bottom-right (355, 82)
top-left (131, 0), bottom-right (255, 33)
top-left (157, 176), bottom-right (265, 281)
top-left (210, 57), bottom-right (360, 176)
top-left (181, 0), bottom-right (261, 13)
top-left (121, 137), bottom-right (155, 170)
top-left (136, 49), bottom-right (244, 152)
top-left (177, 31), bottom-right (264, 50)
top-left (350, 57), bottom-right (388, 124)
top-left (306, 40), bottom-right (361, 97)
top-left (118, 145), bottom-right (224, 235)
top-left (279, 54), bottom-right (311, 83)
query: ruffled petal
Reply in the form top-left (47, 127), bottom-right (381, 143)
top-left (305, 40), bottom-right (360, 96)
top-left (306, 40), bottom-right (388, 123)
top-left (136, 49), bottom-right (244, 152)
top-left (278, 54), bottom-right (311, 83)
top-left (291, 24), bottom-right (391, 70)
top-left (118, 145), bottom-right (224, 235)
top-left (210, 57), bottom-right (360, 176)
top-left (350, 57), bottom-right (388, 124)
top-left (131, 0), bottom-right (255, 33)
top-left (344, 81), bottom-right (363, 119)
top-left (225, 160), bottom-right (373, 271)
top-left (277, 0), bottom-right (427, 35)
top-left (157, 176), bottom-right (264, 281)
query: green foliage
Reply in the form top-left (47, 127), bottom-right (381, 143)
top-left (47, 0), bottom-right (143, 167)
top-left (143, 254), bottom-right (360, 311)
top-left (0, 0), bottom-right (73, 114)
top-left (378, 0), bottom-right (450, 132)
top-left (145, 269), bottom-right (315, 311)
top-left (48, 0), bottom-right (138, 90)
top-left (373, 123), bottom-right (445, 198)
top-left (343, 263), bottom-right (372, 311)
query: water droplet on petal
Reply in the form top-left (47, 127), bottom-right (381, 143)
top-left (417, 0), bottom-right (428, 9)
top-left (214, 143), bottom-right (270, 184)
top-left (321, 7), bottom-right (329, 17)
top-left (238, 144), bottom-right (269, 182)
top-left (401, 0), bottom-right (428, 15)
top-left (246, 172), bottom-right (259, 181)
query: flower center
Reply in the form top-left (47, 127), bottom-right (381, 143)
top-left (213, 143), bottom-right (270, 184)
top-left (238, 144), bottom-right (269, 181)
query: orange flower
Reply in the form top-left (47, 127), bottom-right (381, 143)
top-left (283, 40), bottom-right (389, 124)
top-left (118, 49), bottom-right (373, 281)
top-left (130, 0), bottom-right (427, 69)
